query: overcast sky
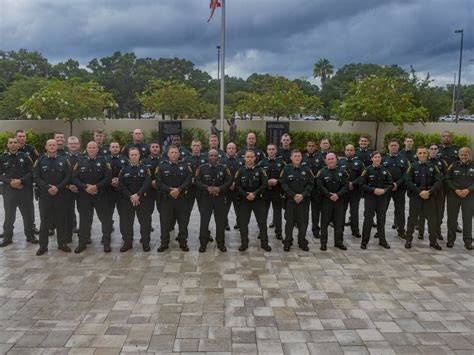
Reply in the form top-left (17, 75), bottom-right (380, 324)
top-left (1, 0), bottom-right (473, 87)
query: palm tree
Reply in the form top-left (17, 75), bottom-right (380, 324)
top-left (313, 58), bottom-right (334, 85)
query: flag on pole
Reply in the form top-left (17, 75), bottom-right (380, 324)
top-left (207, 0), bottom-right (221, 22)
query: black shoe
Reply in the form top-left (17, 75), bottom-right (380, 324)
top-left (218, 245), bottom-right (227, 252)
top-left (26, 236), bottom-right (39, 244)
top-left (446, 242), bottom-right (454, 248)
top-left (353, 233), bottom-right (361, 239)
top-left (199, 245), bottom-right (206, 253)
top-left (0, 239), bottom-right (12, 247)
top-left (261, 244), bottom-right (271, 252)
top-left (314, 234), bottom-right (320, 239)
top-left (73, 228), bottom-right (79, 234)
top-left (157, 244), bottom-right (169, 252)
top-left (233, 224), bottom-right (239, 230)
top-left (208, 236), bottom-right (214, 243)
top-left (74, 245), bottom-right (87, 254)
top-left (257, 235), bottom-right (261, 240)
top-left (104, 244), bottom-right (112, 253)
top-left (284, 245), bottom-right (291, 252)
top-left (150, 227), bottom-right (154, 232)
top-left (391, 224), bottom-right (397, 229)
top-left (238, 244), bottom-right (248, 252)
top-left (269, 223), bottom-right (275, 228)
top-left (415, 224), bottom-right (419, 231)
top-left (225, 225), bottom-right (230, 231)
top-left (36, 247), bottom-right (48, 256)
top-left (33, 227), bottom-right (39, 235)
top-left (48, 229), bottom-right (54, 236)
top-left (405, 242), bottom-right (412, 249)
top-left (58, 245), bottom-right (71, 252)
top-left (320, 245), bottom-right (327, 251)
top-left (372, 222), bottom-right (377, 228)
top-left (142, 242), bottom-right (150, 252)
top-left (437, 235), bottom-right (444, 241)
top-left (276, 233), bottom-right (282, 240)
top-left (430, 243), bottom-right (442, 251)
top-left (465, 244), bottom-right (473, 250)
top-left (418, 234), bottom-right (424, 240)
top-left (361, 244), bottom-right (367, 250)
top-left (120, 243), bottom-right (133, 252)
top-left (456, 226), bottom-right (462, 233)
top-left (335, 244), bottom-right (347, 250)
top-left (86, 238), bottom-right (92, 245)
top-left (374, 233), bottom-right (379, 239)
top-left (299, 245), bottom-right (309, 252)
top-left (345, 220), bottom-right (351, 226)
top-left (180, 244), bottom-right (189, 252)
top-left (379, 242), bottom-right (391, 249)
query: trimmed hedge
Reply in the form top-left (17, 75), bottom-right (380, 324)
top-left (1, 128), bottom-right (471, 155)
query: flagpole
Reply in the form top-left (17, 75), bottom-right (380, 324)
top-left (219, 0), bottom-right (225, 150)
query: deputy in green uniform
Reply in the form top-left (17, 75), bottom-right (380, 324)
top-left (235, 150), bottom-right (271, 252)
top-left (446, 147), bottom-right (473, 250)
top-left (405, 147), bottom-right (442, 250)
top-left (280, 149), bottom-right (314, 251)
top-left (155, 145), bottom-right (193, 252)
top-left (0, 137), bottom-right (37, 247)
top-left (195, 149), bottom-right (232, 252)
top-left (34, 139), bottom-right (71, 255)
top-left (360, 151), bottom-right (393, 249)
top-left (117, 147), bottom-right (152, 252)
top-left (316, 152), bottom-right (349, 251)
top-left (382, 138), bottom-right (409, 239)
top-left (258, 144), bottom-right (285, 240)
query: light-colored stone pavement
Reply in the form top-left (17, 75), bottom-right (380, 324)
top-left (0, 197), bottom-right (473, 354)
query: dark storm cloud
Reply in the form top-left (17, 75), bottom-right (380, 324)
top-left (1, 0), bottom-right (473, 86)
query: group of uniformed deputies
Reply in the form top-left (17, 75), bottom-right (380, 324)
top-left (0, 128), bottom-right (472, 256)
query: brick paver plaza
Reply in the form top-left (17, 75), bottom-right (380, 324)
top-left (0, 198), bottom-right (473, 354)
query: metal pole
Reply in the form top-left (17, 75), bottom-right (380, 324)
top-left (217, 45), bottom-right (220, 123)
top-left (455, 29), bottom-right (463, 123)
top-left (219, 0), bottom-right (225, 150)
top-left (451, 73), bottom-right (456, 115)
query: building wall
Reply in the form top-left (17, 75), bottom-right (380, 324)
top-left (1, 119), bottom-right (472, 150)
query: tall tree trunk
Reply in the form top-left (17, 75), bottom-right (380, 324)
top-left (374, 121), bottom-right (380, 150)
top-left (69, 120), bottom-right (73, 136)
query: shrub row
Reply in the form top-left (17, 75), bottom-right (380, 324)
top-left (0, 129), bottom-right (471, 155)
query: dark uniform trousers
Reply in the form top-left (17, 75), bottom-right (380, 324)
top-left (385, 187), bottom-right (406, 233)
top-left (343, 188), bottom-right (362, 235)
top-left (108, 187), bottom-right (121, 219)
top-left (418, 188), bottom-right (443, 238)
top-left (77, 191), bottom-right (113, 246)
top-left (199, 194), bottom-right (226, 246)
top-left (224, 190), bottom-right (240, 227)
top-left (2, 185), bottom-right (35, 241)
top-left (447, 192), bottom-right (473, 245)
top-left (38, 191), bottom-right (68, 248)
top-left (119, 195), bottom-right (152, 244)
top-left (264, 189), bottom-right (282, 234)
top-left (284, 199), bottom-right (310, 248)
top-left (238, 198), bottom-right (268, 246)
top-left (65, 191), bottom-right (79, 243)
top-left (406, 195), bottom-right (437, 244)
top-left (320, 198), bottom-right (344, 247)
top-left (310, 191), bottom-right (322, 237)
top-left (362, 195), bottom-right (389, 245)
top-left (159, 194), bottom-right (191, 246)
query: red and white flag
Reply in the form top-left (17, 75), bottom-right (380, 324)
top-left (207, 0), bottom-right (221, 22)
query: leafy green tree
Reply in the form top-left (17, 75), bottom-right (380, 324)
top-left (140, 80), bottom-right (201, 120)
top-left (0, 76), bottom-right (45, 119)
top-left (19, 79), bottom-right (116, 135)
top-left (313, 58), bottom-right (334, 85)
top-left (336, 75), bottom-right (428, 148)
top-left (234, 92), bottom-right (262, 119)
top-left (50, 59), bottom-right (90, 81)
top-left (0, 49), bottom-right (50, 91)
